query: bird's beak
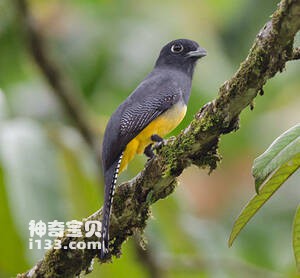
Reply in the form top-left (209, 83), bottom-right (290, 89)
top-left (186, 47), bottom-right (207, 58)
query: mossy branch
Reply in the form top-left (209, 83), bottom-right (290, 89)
top-left (18, 0), bottom-right (300, 277)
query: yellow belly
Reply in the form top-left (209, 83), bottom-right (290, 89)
top-left (119, 102), bottom-right (187, 172)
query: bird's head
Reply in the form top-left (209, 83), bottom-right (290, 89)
top-left (155, 39), bottom-right (207, 77)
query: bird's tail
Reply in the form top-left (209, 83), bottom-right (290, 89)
top-left (100, 154), bottom-right (123, 259)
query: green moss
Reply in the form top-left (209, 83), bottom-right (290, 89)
top-left (145, 190), bottom-right (155, 204)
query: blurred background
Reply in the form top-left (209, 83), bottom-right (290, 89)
top-left (0, 0), bottom-right (299, 277)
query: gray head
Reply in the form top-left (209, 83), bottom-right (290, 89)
top-left (155, 39), bottom-right (207, 77)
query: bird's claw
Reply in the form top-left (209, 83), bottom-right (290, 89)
top-left (144, 144), bottom-right (155, 159)
top-left (152, 139), bottom-right (167, 152)
top-left (144, 135), bottom-right (167, 160)
top-left (150, 134), bottom-right (166, 153)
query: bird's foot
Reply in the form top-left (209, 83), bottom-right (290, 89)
top-left (151, 134), bottom-right (163, 142)
top-left (144, 143), bottom-right (154, 159)
top-left (151, 134), bottom-right (166, 152)
top-left (144, 135), bottom-right (167, 160)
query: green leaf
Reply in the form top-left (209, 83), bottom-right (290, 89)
top-left (252, 124), bottom-right (300, 192)
top-left (293, 204), bottom-right (300, 272)
top-left (229, 153), bottom-right (300, 247)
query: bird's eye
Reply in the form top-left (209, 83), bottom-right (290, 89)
top-left (171, 43), bottom-right (184, 53)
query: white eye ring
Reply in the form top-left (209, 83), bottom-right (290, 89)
top-left (171, 43), bottom-right (184, 53)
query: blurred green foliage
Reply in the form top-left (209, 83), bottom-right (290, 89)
top-left (0, 0), bottom-right (299, 277)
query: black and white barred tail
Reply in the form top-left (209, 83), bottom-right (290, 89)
top-left (100, 153), bottom-right (123, 259)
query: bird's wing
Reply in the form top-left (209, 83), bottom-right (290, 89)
top-left (119, 93), bottom-right (181, 141)
top-left (102, 91), bottom-right (182, 172)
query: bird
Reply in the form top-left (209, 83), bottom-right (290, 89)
top-left (100, 39), bottom-right (207, 258)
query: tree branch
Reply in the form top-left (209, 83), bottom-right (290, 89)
top-left (18, 0), bottom-right (300, 277)
top-left (14, 0), bottom-right (98, 153)
top-left (291, 47), bottom-right (300, 60)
